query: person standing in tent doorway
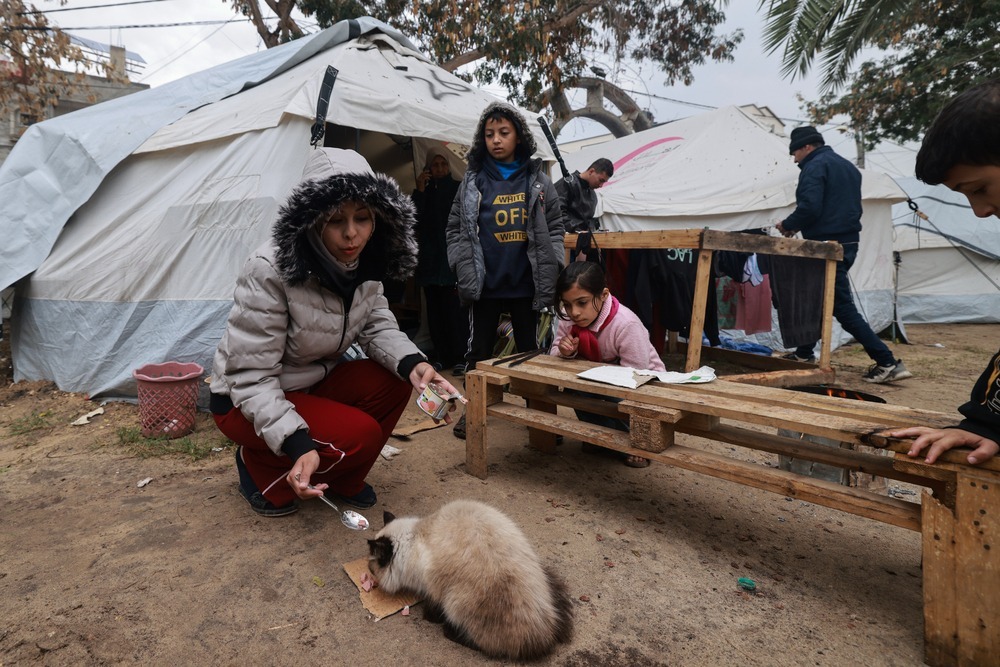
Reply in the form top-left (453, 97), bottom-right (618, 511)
top-left (412, 147), bottom-right (468, 377)
top-left (209, 148), bottom-right (461, 517)
top-left (776, 126), bottom-right (912, 384)
top-left (556, 158), bottom-right (614, 233)
top-left (888, 78), bottom-right (1000, 468)
top-left (446, 101), bottom-right (566, 439)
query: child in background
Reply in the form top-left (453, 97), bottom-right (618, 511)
top-left (890, 78), bottom-right (1000, 466)
top-left (549, 261), bottom-right (666, 468)
top-left (446, 101), bottom-right (565, 439)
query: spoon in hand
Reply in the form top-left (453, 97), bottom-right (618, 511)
top-left (308, 484), bottom-right (370, 531)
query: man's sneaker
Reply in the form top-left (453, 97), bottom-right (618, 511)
top-left (781, 352), bottom-right (816, 363)
top-left (453, 413), bottom-right (466, 440)
top-left (862, 359), bottom-right (913, 384)
top-left (452, 362), bottom-right (466, 378)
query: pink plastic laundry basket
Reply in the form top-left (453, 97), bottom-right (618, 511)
top-left (133, 362), bottom-right (204, 439)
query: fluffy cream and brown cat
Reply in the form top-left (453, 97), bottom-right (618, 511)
top-left (367, 500), bottom-right (573, 660)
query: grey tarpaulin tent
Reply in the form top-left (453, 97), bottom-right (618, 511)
top-left (0, 17), bottom-right (551, 398)
top-left (893, 177), bottom-right (1000, 324)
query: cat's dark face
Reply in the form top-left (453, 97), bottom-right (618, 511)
top-left (367, 512), bottom-right (398, 581)
top-left (367, 535), bottom-right (394, 571)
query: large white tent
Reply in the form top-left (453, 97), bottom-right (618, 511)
top-left (0, 17), bottom-right (551, 398)
top-left (892, 177), bottom-right (1000, 324)
top-left (562, 106), bottom-right (907, 351)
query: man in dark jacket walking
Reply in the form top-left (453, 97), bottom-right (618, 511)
top-left (776, 126), bottom-right (911, 384)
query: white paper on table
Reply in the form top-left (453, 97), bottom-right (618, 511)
top-left (577, 365), bottom-right (716, 388)
top-left (650, 365), bottom-right (717, 384)
top-left (576, 366), bottom-right (657, 389)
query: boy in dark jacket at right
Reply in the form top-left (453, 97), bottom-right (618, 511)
top-left (891, 78), bottom-right (1000, 466)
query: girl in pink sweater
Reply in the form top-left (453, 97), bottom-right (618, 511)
top-left (549, 262), bottom-right (665, 467)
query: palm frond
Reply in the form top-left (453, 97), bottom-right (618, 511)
top-left (759, 0), bottom-right (917, 89)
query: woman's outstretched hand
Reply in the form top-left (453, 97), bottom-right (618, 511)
top-left (409, 362), bottom-right (466, 424)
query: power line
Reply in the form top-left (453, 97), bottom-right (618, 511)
top-left (10, 19), bottom-right (250, 31)
top-left (139, 19), bottom-right (232, 83)
top-left (619, 87), bottom-right (718, 112)
top-left (20, 0), bottom-right (175, 14)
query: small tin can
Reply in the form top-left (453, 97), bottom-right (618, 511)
top-left (415, 383), bottom-right (455, 420)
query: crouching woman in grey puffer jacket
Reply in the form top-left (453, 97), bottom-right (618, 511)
top-left (209, 149), bottom-right (460, 517)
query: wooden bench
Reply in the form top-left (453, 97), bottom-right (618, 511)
top-left (464, 354), bottom-right (1000, 667)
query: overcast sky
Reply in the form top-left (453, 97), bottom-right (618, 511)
top-left (45, 0), bottom-right (916, 175)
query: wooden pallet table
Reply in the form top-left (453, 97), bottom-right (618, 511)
top-left (464, 354), bottom-right (1000, 667)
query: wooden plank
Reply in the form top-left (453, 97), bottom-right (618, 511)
top-left (684, 249), bottom-right (713, 372)
top-left (516, 385), bottom-right (623, 420)
top-left (700, 229), bottom-right (843, 260)
top-left (679, 413), bottom-right (720, 430)
top-left (657, 444), bottom-right (921, 531)
top-left (619, 400), bottom-right (685, 423)
top-left (470, 362), bottom-right (512, 385)
top-left (954, 469), bottom-right (1000, 665)
top-left (485, 401), bottom-right (920, 530)
top-left (922, 490), bottom-right (959, 667)
top-left (725, 368), bottom-right (836, 388)
top-left (693, 343), bottom-right (816, 372)
top-left (564, 229), bottom-right (703, 250)
top-left (564, 229), bottom-right (844, 259)
top-left (862, 434), bottom-right (1000, 474)
top-left (465, 371), bottom-right (490, 479)
top-left (683, 423), bottom-right (932, 487)
top-left (818, 257), bottom-right (838, 369)
top-left (487, 402), bottom-right (631, 451)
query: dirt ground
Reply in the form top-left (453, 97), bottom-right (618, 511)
top-left (0, 322), bottom-right (995, 666)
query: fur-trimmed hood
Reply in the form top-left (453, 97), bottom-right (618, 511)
top-left (272, 148), bottom-right (418, 285)
top-left (466, 102), bottom-right (538, 171)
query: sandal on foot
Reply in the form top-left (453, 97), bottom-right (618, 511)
top-left (624, 455), bottom-right (651, 468)
top-left (334, 483), bottom-right (377, 509)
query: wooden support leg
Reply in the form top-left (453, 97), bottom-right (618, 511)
top-left (922, 470), bottom-right (1000, 666)
top-left (667, 330), bottom-right (678, 354)
top-left (465, 372), bottom-right (503, 480)
top-left (818, 256), bottom-right (837, 370)
top-left (619, 401), bottom-right (682, 453)
top-left (684, 249), bottom-right (713, 372)
top-left (526, 395), bottom-right (559, 453)
top-left (629, 417), bottom-right (674, 453)
top-left (509, 378), bottom-right (559, 453)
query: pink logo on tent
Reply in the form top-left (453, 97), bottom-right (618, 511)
top-left (607, 136), bottom-right (683, 186)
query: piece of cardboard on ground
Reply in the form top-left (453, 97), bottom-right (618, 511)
top-left (391, 418), bottom-right (445, 438)
top-left (342, 557), bottom-right (420, 621)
